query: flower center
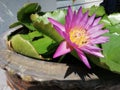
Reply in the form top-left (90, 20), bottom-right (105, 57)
top-left (69, 27), bottom-right (89, 47)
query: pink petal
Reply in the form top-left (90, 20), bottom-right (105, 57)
top-left (71, 11), bottom-right (78, 28)
top-left (65, 6), bottom-right (73, 31)
top-left (76, 49), bottom-right (91, 68)
top-left (75, 7), bottom-right (83, 25)
top-left (92, 17), bottom-right (101, 26)
top-left (53, 25), bottom-right (65, 38)
top-left (77, 7), bottom-right (83, 19)
top-left (67, 6), bottom-right (73, 20)
top-left (81, 46), bottom-right (104, 57)
top-left (53, 41), bottom-right (72, 58)
top-left (85, 14), bottom-right (96, 29)
top-left (65, 15), bottom-right (70, 29)
top-left (91, 36), bottom-right (109, 44)
top-left (62, 32), bottom-right (78, 48)
top-left (87, 24), bottom-right (104, 34)
top-left (48, 18), bottom-right (65, 37)
top-left (89, 29), bottom-right (109, 38)
top-left (79, 11), bottom-right (89, 26)
top-left (82, 45), bottom-right (101, 52)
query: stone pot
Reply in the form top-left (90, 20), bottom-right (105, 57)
top-left (0, 25), bottom-right (120, 90)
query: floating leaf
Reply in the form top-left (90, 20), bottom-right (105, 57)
top-left (31, 35), bottom-right (56, 55)
top-left (31, 9), bottom-right (66, 24)
top-left (20, 31), bottom-right (57, 58)
top-left (108, 13), bottom-right (120, 25)
top-left (89, 33), bottom-right (120, 74)
top-left (99, 15), bottom-right (111, 27)
top-left (32, 9), bottom-right (66, 43)
top-left (30, 13), bottom-right (40, 22)
top-left (10, 29), bottom-right (57, 59)
top-left (101, 34), bottom-right (120, 73)
top-left (95, 6), bottom-right (105, 17)
top-left (82, 5), bottom-right (105, 17)
top-left (106, 24), bottom-right (120, 34)
top-left (17, 3), bottom-right (41, 22)
top-left (88, 5), bottom-right (97, 16)
top-left (28, 30), bottom-right (42, 39)
top-left (9, 22), bottom-right (22, 28)
top-left (10, 34), bottom-right (41, 59)
top-left (17, 3), bottom-right (41, 31)
top-left (33, 22), bottom-right (63, 43)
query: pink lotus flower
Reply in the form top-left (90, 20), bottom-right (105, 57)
top-left (48, 6), bottom-right (109, 68)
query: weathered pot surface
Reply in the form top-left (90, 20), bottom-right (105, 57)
top-left (0, 25), bottom-right (120, 90)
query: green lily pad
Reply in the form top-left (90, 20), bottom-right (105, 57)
top-left (95, 6), bottom-right (105, 17)
top-left (33, 22), bottom-right (63, 43)
top-left (10, 34), bottom-right (41, 59)
top-left (28, 30), bottom-right (43, 39)
top-left (10, 29), bottom-right (58, 59)
top-left (106, 24), bottom-right (120, 34)
top-left (32, 9), bottom-right (66, 43)
top-left (17, 3), bottom-right (41, 22)
top-left (88, 5), bottom-right (105, 16)
top-left (101, 34), bottom-right (120, 74)
top-left (17, 3), bottom-right (41, 31)
top-left (9, 22), bottom-right (22, 28)
top-left (30, 13), bottom-right (40, 22)
top-left (108, 13), bottom-right (120, 25)
top-left (89, 33), bottom-right (120, 74)
top-left (88, 5), bottom-right (97, 16)
top-left (31, 35), bottom-right (56, 55)
top-left (99, 15), bottom-right (112, 27)
top-left (82, 5), bottom-right (105, 17)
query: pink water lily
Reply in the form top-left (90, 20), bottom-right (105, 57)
top-left (48, 6), bottom-right (109, 68)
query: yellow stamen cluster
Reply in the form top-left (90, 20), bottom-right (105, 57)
top-left (69, 27), bottom-right (89, 47)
